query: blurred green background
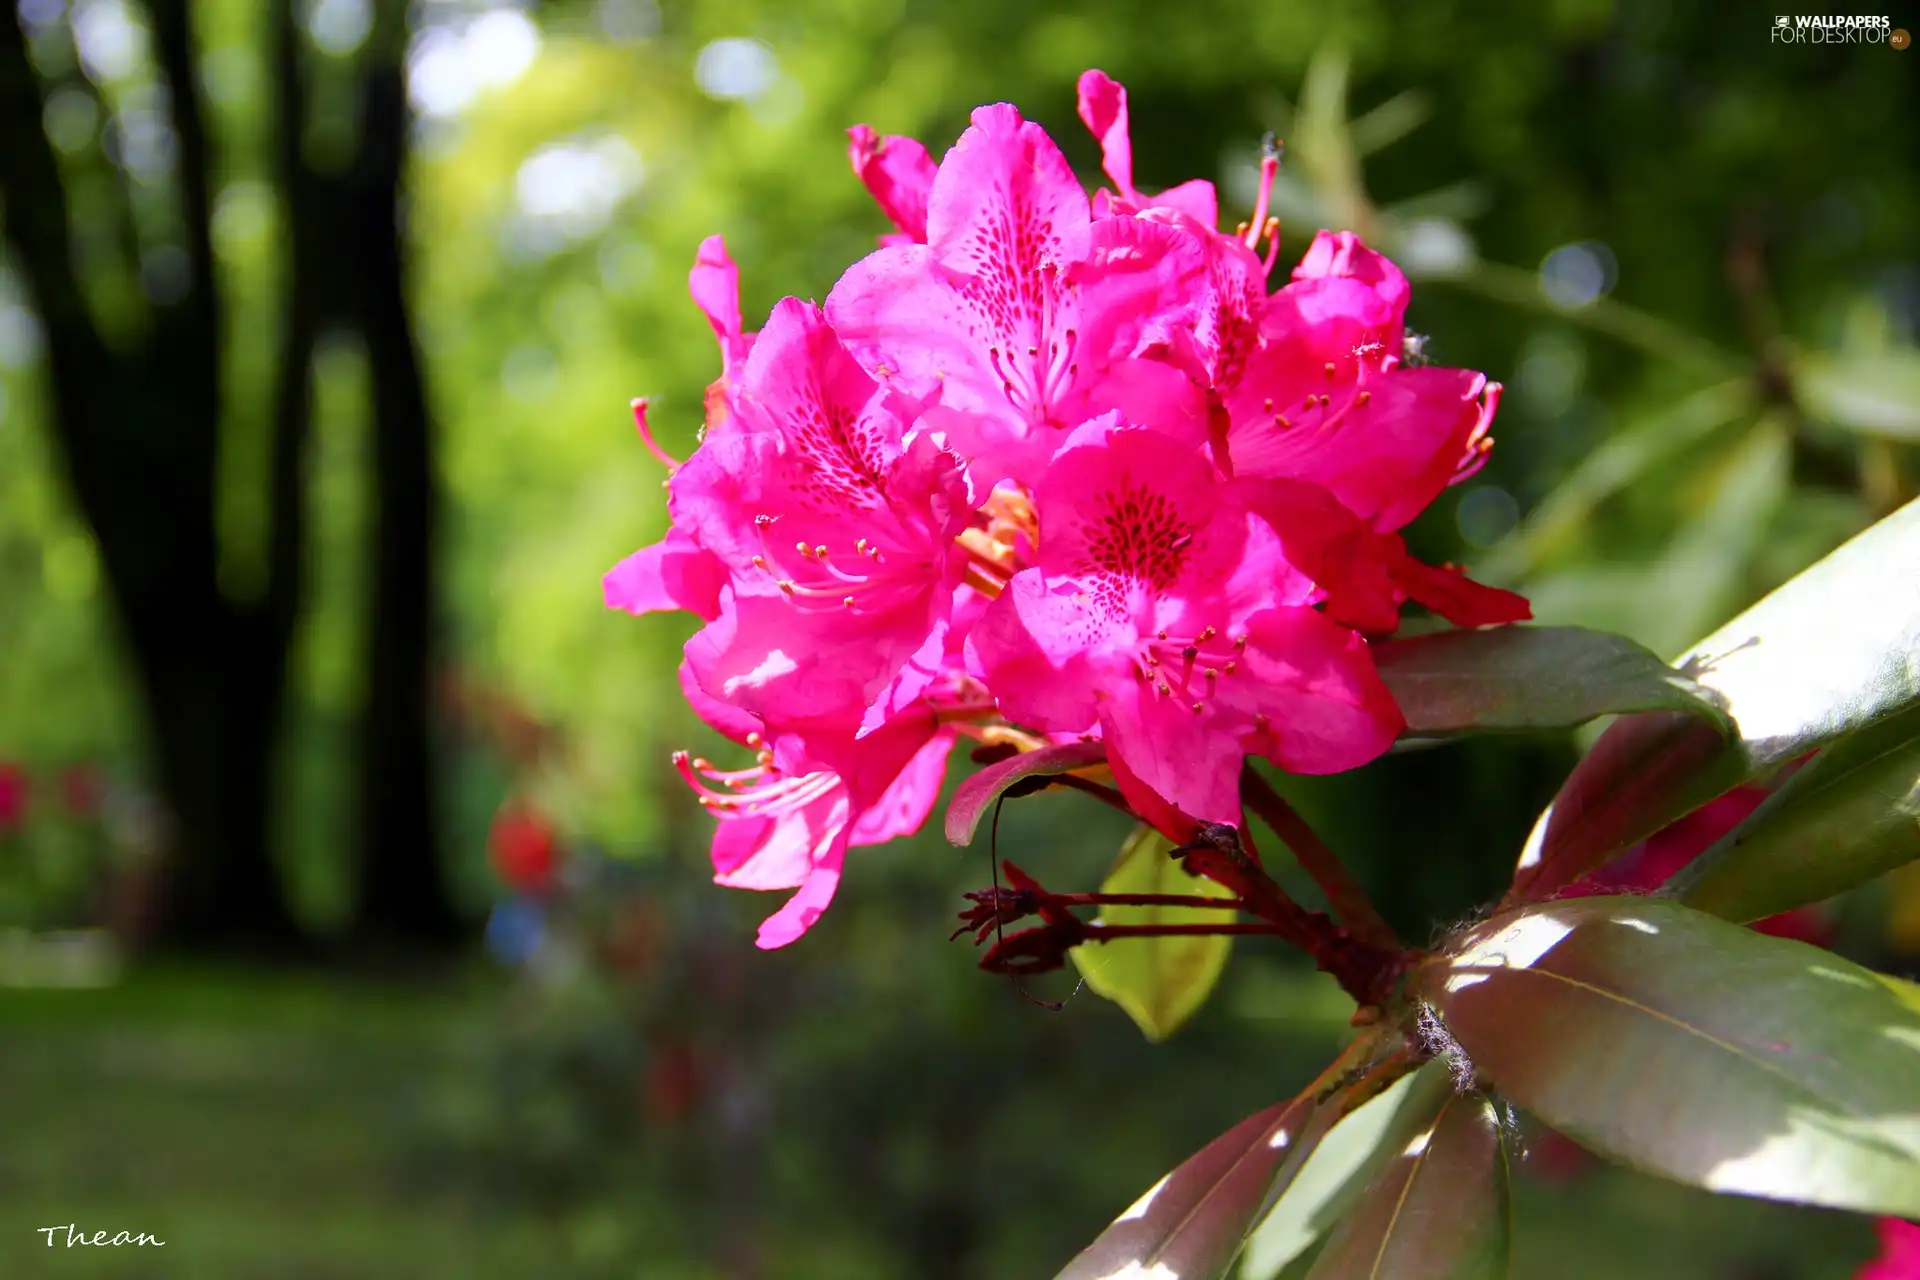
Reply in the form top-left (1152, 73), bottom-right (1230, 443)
top-left (1, 0), bottom-right (1917, 1275)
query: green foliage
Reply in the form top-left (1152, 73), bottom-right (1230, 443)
top-left (1241, 1065), bottom-right (1450, 1279)
top-left (1069, 825), bottom-right (1238, 1041)
top-left (1672, 702), bottom-right (1920, 923)
top-left (1419, 896), bottom-right (1920, 1218)
top-left (1511, 497), bottom-right (1920, 903)
top-left (1056, 1090), bottom-right (1322, 1280)
top-left (1303, 1091), bottom-right (1511, 1280)
top-left (1374, 625), bottom-right (1728, 739)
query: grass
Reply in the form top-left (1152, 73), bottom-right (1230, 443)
top-left (0, 961), bottom-right (1888, 1279)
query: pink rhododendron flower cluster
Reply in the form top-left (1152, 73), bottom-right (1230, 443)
top-left (607, 70), bottom-right (1528, 947)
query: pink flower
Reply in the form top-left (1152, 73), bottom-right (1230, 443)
top-left (1223, 231), bottom-right (1499, 533)
top-left (675, 667), bottom-right (958, 948)
top-left (606, 71), bottom-right (1537, 944)
top-left (827, 102), bottom-right (1203, 490)
top-left (1860, 1219), bottom-right (1920, 1279)
top-left (847, 124), bottom-right (937, 246)
top-left (1075, 69), bottom-right (1219, 226)
top-left (690, 233), bottom-right (755, 431)
top-left (675, 297), bottom-right (974, 734)
top-left (968, 415), bottom-right (1403, 823)
top-left (603, 236), bottom-right (751, 619)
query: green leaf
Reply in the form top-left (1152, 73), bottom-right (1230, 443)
top-left (1070, 826), bottom-right (1237, 1041)
top-left (1373, 626), bottom-right (1727, 739)
top-left (1303, 1092), bottom-right (1511, 1280)
top-left (1671, 702), bottom-right (1920, 922)
top-left (1507, 495), bottom-right (1920, 904)
top-left (1059, 1033), bottom-right (1408, 1280)
top-left (1797, 349), bottom-right (1920, 440)
top-left (1418, 896), bottom-right (1920, 1216)
top-left (1241, 1065), bottom-right (1451, 1280)
top-left (1057, 1093), bottom-right (1323, 1280)
top-left (943, 740), bottom-right (1107, 846)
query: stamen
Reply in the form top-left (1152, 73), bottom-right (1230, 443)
top-left (1244, 151), bottom-right (1278, 253)
top-left (631, 399), bottom-right (684, 471)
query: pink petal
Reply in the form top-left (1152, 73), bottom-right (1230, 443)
top-left (1147, 178), bottom-right (1218, 228)
top-left (847, 124), bottom-right (937, 244)
top-left (1231, 347), bottom-right (1501, 533)
top-left (1231, 607), bottom-right (1404, 774)
top-left (1100, 680), bottom-right (1246, 824)
top-left (603, 528), bottom-right (727, 621)
top-left (689, 235), bottom-right (752, 374)
top-left (926, 103), bottom-right (1090, 276)
top-left (679, 659), bottom-right (761, 743)
top-left (967, 569), bottom-right (1110, 733)
top-left (1387, 549), bottom-right (1532, 629)
top-left (849, 728), bottom-right (955, 845)
top-left (1076, 68), bottom-right (1135, 198)
top-left (1292, 229), bottom-right (1411, 327)
top-left (755, 850), bottom-right (846, 949)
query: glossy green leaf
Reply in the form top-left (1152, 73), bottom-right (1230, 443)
top-left (1070, 827), bottom-right (1236, 1041)
top-left (1057, 1093), bottom-right (1323, 1280)
top-left (1798, 349), bottom-right (1920, 440)
top-left (1304, 1092), bottom-right (1511, 1280)
top-left (1058, 1031), bottom-right (1409, 1280)
top-left (944, 740), bottom-right (1107, 846)
top-left (1240, 1064), bottom-right (1451, 1280)
top-left (1419, 896), bottom-right (1920, 1216)
top-left (1373, 626), bottom-right (1727, 738)
top-left (1507, 496), bottom-right (1920, 903)
top-left (1671, 702), bottom-right (1920, 922)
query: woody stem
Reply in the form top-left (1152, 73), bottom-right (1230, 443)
top-left (1177, 823), bottom-right (1407, 1010)
top-left (1240, 765), bottom-right (1402, 951)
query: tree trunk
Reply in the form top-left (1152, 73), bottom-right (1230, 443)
top-left (1, 2), bottom-right (310, 953)
top-left (347, 38), bottom-right (464, 947)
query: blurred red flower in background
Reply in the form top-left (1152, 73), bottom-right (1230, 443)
top-left (0, 762), bottom-right (28, 834)
top-left (489, 801), bottom-right (559, 897)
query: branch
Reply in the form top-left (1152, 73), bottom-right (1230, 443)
top-left (1174, 824), bottom-right (1407, 1009)
top-left (1241, 765), bottom-right (1401, 950)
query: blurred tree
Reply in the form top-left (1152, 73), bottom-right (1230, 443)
top-left (0, 0), bottom-right (457, 950)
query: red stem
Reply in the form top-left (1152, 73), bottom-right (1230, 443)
top-left (1240, 766), bottom-right (1401, 950)
top-left (1175, 823), bottom-right (1408, 1009)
